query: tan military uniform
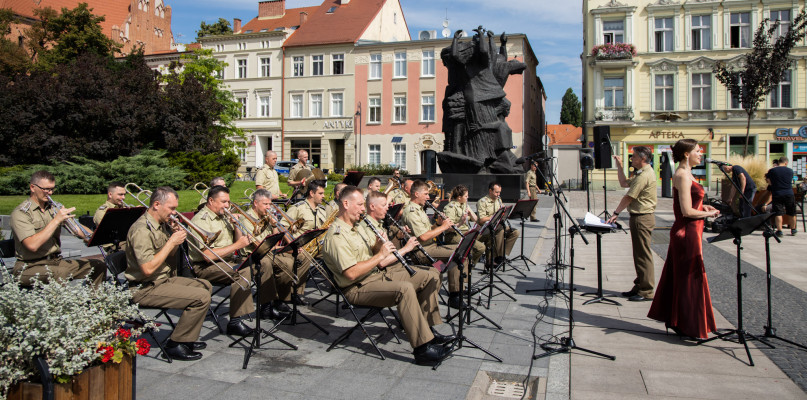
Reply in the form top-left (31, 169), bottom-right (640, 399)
top-left (324, 199), bottom-right (338, 219)
top-left (189, 206), bottom-right (269, 318)
top-left (443, 201), bottom-right (485, 265)
top-left (526, 170), bottom-right (540, 220)
top-left (400, 202), bottom-right (465, 293)
top-left (321, 217), bottom-right (441, 348)
top-left (289, 162), bottom-right (311, 185)
top-left (239, 207), bottom-right (308, 301)
top-left (476, 196), bottom-right (520, 259)
top-left (125, 211), bottom-right (212, 343)
top-left (625, 164), bottom-right (658, 299)
top-left (10, 199), bottom-right (106, 286)
top-left (389, 188), bottom-right (409, 205)
top-left (255, 164), bottom-right (282, 198)
top-left (282, 200), bottom-right (327, 234)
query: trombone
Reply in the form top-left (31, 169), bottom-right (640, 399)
top-left (193, 182), bottom-right (210, 200)
top-left (46, 195), bottom-right (95, 246)
top-left (124, 183), bottom-right (249, 290)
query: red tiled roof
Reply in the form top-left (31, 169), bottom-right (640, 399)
top-left (547, 124), bottom-right (582, 146)
top-left (282, 0), bottom-right (386, 47)
top-left (238, 5), bottom-right (319, 34)
top-left (2, 0), bottom-right (131, 39)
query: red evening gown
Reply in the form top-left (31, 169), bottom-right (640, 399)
top-left (647, 181), bottom-right (717, 339)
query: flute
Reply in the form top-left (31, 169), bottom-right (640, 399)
top-left (361, 214), bottom-right (417, 277)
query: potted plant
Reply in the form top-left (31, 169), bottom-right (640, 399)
top-left (591, 43), bottom-right (637, 60)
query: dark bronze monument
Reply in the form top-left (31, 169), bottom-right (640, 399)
top-left (438, 27), bottom-right (527, 174)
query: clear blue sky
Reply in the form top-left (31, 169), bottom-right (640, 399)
top-left (167, 0), bottom-right (582, 124)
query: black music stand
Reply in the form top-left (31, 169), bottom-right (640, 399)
top-left (89, 207), bottom-right (146, 251)
top-left (507, 199), bottom-right (539, 272)
top-left (698, 213), bottom-right (773, 366)
top-left (434, 227), bottom-right (502, 370)
top-left (477, 205), bottom-right (517, 309)
top-left (229, 232), bottom-right (297, 369)
top-left (342, 171), bottom-right (365, 187)
top-left (581, 220), bottom-right (623, 306)
top-left (275, 228), bottom-right (329, 335)
top-left (388, 203), bottom-right (405, 217)
top-left (435, 199), bottom-right (449, 212)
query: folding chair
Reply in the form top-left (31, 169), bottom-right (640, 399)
top-left (105, 250), bottom-right (176, 363)
top-left (0, 238), bottom-right (14, 272)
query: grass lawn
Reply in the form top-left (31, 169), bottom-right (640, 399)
top-left (0, 180), bottom-right (337, 216)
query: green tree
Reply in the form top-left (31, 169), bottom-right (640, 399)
top-left (196, 18), bottom-right (233, 41)
top-left (161, 48), bottom-right (246, 151)
top-left (0, 8), bottom-right (32, 75)
top-left (714, 12), bottom-right (807, 156)
top-left (559, 88), bottom-right (582, 127)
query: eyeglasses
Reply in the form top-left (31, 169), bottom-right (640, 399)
top-left (33, 183), bottom-right (56, 193)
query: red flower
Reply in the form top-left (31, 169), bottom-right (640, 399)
top-left (98, 346), bottom-right (114, 363)
top-left (135, 338), bottom-right (151, 355)
top-left (115, 328), bottom-right (132, 340)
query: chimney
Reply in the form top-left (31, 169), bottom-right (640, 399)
top-left (299, 12), bottom-right (308, 25)
top-left (258, 0), bottom-right (286, 19)
top-left (340, 0), bottom-right (350, 3)
top-left (233, 18), bottom-right (242, 33)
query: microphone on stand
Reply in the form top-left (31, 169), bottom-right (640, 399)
top-left (705, 158), bottom-right (732, 167)
top-left (516, 153), bottom-right (553, 164)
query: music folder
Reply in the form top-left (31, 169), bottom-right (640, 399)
top-left (441, 227), bottom-right (481, 273)
top-left (342, 171), bottom-right (365, 187)
top-left (235, 232), bottom-right (285, 271)
top-left (509, 199), bottom-right (538, 220)
top-left (88, 207), bottom-right (146, 247)
top-left (275, 228), bottom-right (327, 255)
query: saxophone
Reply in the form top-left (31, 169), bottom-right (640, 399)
top-left (301, 209), bottom-right (338, 258)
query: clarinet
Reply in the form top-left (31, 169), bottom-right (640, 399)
top-left (423, 201), bottom-right (465, 237)
top-left (361, 215), bottom-right (417, 277)
top-left (384, 213), bottom-right (437, 265)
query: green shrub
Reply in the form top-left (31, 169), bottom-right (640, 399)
top-left (346, 164), bottom-right (408, 176)
top-left (0, 150), bottom-right (186, 195)
top-left (167, 151), bottom-right (240, 188)
top-left (326, 172), bottom-right (345, 182)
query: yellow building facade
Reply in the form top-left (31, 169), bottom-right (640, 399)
top-left (583, 0), bottom-right (807, 189)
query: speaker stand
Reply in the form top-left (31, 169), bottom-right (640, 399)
top-left (597, 167), bottom-right (611, 220)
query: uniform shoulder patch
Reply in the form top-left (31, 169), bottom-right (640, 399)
top-left (98, 205), bottom-right (108, 211)
top-left (333, 225), bottom-right (341, 234)
top-left (19, 199), bottom-right (32, 212)
top-left (200, 211), bottom-right (209, 221)
top-left (294, 201), bottom-right (306, 207)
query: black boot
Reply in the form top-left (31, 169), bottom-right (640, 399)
top-left (261, 303), bottom-right (290, 320)
top-left (226, 316), bottom-right (254, 337)
top-left (430, 327), bottom-right (456, 345)
top-left (447, 292), bottom-right (464, 309)
top-left (164, 339), bottom-right (203, 361)
top-left (413, 342), bottom-right (447, 365)
top-left (183, 341), bottom-right (207, 351)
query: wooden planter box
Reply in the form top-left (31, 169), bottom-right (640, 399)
top-left (7, 356), bottom-right (135, 400)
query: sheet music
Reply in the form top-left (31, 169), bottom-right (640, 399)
top-left (584, 212), bottom-right (616, 229)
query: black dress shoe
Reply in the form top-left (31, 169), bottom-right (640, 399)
top-left (226, 317), bottom-right (255, 337)
top-left (260, 304), bottom-right (290, 320)
top-left (288, 296), bottom-right (309, 306)
top-left (621, 289), bottom-right (638, 298)
top-left (447, 292), bottom-right (465, 309)
top-left (430, 328), bottom-right (456, 346)
top-left (413, 343), bottom-right (448, 365)
top-left (185, 341), bottom-right (207, 351)
top-left (273, 300), bottom-right (291, 312)
top-left (628, 294), bottom-right (653, 302)
top-left (163, 341), bottom-right (203, 361)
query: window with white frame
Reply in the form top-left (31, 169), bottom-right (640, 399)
top-left (237, 59), bottom-right (247, 79)
top-left (332, 54), bottom-right (344, 75)
top-left (312, 55), bottom-right (324, 76)
top-left (603, 77), bottom-right (624, 108)
top-left (260, 57), bottom-right (271, 77)
top-left (293, 56), bottom-right (304, 77)
top-left (238, 42), bottom-right (247, 50)
top-left (730, 73), bottom-right (744, 109)
top-left (237, 97), bottom-right (247, 118)
top-left (730, 12), bottom-right (750, 48)
top-left (310, 93), bottom-right (322, 117)
top-left (654, 17), bottom-right (673, 52)
top-left (368, 96), bottom-right (381, 123)
top-left (770, 70), bottom-right (791, 108)
top-left (691, 73), bottom-right (711, 110)
top-left (258, 95), bottom-right (271, 117)
top-left (330, 93), bottom-right (343, 117)
top-left (368, 144), bottom-right (381, 165)
top-left (370, 53), bottom-right (382, 79)
top-left (260, 40), bottom-right (270, 49)
top-left (770, 10), bottom-right (791, 39)
top-left (691, 15), bottom-right (711, 50)
top-left (603, 20), bottom-right (624, 44)
top-left (393, 95), bottom-right (407, 122)
top-left (421, 94), bottom-right (435, 122)
top-left (654, 74), bottom-right (674, 111)
top-left (291, 94), bottom-right (303, 118)
top-left (237, 146), bottom-right (247, 163)
top-left (215, 44), bottom-right (224, 52)
top-left (394, 51), bottom-right (407, 77)
top-left (421, 50), bottom-right (435, 76)
top-left (393, 144), bottom-right (406, 169)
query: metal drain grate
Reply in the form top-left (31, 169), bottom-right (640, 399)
top-left (487, 380), bottom-right (526, 399)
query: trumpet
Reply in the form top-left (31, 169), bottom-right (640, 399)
top-left (424, 201), bottom-right (465, 238)
top-left (124, 183), bottom-right (249, 290)
top-left (361, 214), bottom-right (416, 277)
top-left (46, 195), bottom-right (94, 245)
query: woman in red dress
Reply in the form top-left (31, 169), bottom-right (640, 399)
top-left (648, 139), bottom-right (721, 339)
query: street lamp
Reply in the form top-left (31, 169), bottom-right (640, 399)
top-left (355, 101), bottom-right (362, 167)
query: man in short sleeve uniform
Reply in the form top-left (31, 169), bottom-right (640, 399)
top-left (125, 187), bottom-right (212, 361)
top-left (608, 147), bottom-right (657, 301)
top-left (525, 162), bottom-right (542, 222)
top-left (443, 200), bottom-right (485, 266)
top-left (320, 186), bottom-right (452, 365)
top-left (287, 150), bottom-right (312, 191)
top-left (255, 151), bottom-right (285, 200)
top-left (11, 170), bottom-right (106, 287)
top-left (476, 183), bottom-right (520, 262)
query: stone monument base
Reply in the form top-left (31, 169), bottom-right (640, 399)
top-left (410, 173), bottom-right (523, 202)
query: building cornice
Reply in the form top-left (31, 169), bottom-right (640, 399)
top-left (591, 0), bottom-right (637, 15)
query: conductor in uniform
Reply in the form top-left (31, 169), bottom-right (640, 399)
top-left (255, 150), bottom-right (286, 200)
top-left (125, 186), bottom-right (213, 361)
top-left (10, 170), bottom-right (106, 286)
top-left (525, 162), bottom-right (542, 222)
top-left (320, 186), bottom-right (453, 365)
top-left (477, 182), bottom-right (520, 263)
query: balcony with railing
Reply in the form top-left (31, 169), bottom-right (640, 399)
top-left (595, 106), bottom-right (634, 122)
